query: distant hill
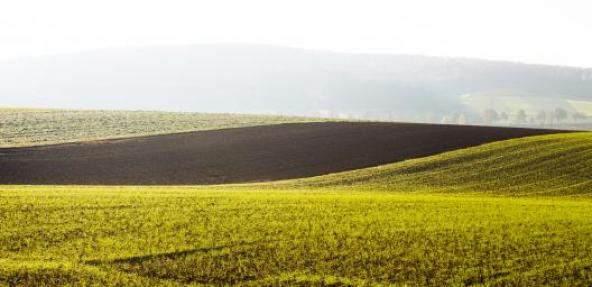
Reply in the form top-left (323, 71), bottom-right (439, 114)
top-left (2, 44), bottom-right (591, 128)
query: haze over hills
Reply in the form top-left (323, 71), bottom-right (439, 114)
top-left (2, 44), bottom-right (592, 128)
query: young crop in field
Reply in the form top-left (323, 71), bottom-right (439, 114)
top-left (0, 108), bottom-right (324, 147)
top-left (1, 122), bottom-right (591, 286)
top-left (281, 132), bottom-right (592, 196)
top-left (0, 187), bottom-right (591, 286)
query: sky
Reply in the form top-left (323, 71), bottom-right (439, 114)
top-left (1, 0), bottom-right (591, 67)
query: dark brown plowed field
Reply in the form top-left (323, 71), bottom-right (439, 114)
top-left (0, 122), bottom-right (564, 185)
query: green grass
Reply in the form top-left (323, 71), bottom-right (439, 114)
top-left (0, 108), bottom-right (323, 147)
top-left (1, 187), bottom-right (591, 286)
top-left (2, 132), bottom-right (592, 286)
top-left (282, 132), bottom-right (592, 196)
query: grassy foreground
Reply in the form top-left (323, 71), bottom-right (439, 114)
top-left (2, 133), bottom-right (592, 286)
top-left (0, 109), bottom-right (322, 147)
top-left (1, 187), bottom-right (592, 286)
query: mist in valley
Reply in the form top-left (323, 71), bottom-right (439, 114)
top-left (1, 44), bottom-right (592, 130)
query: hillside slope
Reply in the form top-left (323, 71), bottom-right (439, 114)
top-left (288, 132), bottom-right (592, 196)
top-left (0, 109), bottom-right (320, 147)
top-left (0, 122), bottom-right (560, 185)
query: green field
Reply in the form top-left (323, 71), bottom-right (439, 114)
top-left (0, 109), bottom-right (322, 147)
top-left (285, 132), bottom-right (592, 196)
top-left (1, 132), bottom-right (592, 286)
top-left (2, 188), bottom-right (591, 286)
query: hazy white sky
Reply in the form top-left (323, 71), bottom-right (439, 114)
top-left (1, 0), bottom-right (591, 67)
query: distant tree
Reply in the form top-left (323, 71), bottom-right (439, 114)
top-left (529, 116), bottom-right (536, 124)
top-left (515, 109), bottom-right (527, 124)
top-left (572, 112), bottom-right (588, 122)
top-left (483, 109), bottom-right (499, 124)
top-left (458, 113), bottom-right (467, 125)
top-left (536, 110), bottom-right (547, 124)
top-left (499, 112), bottom-right (509, 122)
top-left (554, 107), bottom-right (568, 123)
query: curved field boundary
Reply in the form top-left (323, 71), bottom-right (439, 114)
top-left (0, 109), bottom-right (322, 148)
top-left (288, 132), bottom-right (591, 196)
top-left (0, 122), bottom-right (564, 185)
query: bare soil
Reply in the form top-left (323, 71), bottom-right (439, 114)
top-left (0, 122), bottom-right (565, 185)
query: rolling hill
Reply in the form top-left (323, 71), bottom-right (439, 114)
top-left (286, 131), bottom-right (592, 196)
top-left (0, 122), bottom-right (561, 185)
top-left (1, 130), bottom-right (592, 285)
top-left (0, 108), bottom-right (321, 147)
top-left (1, 121), bottom-right (591, 285)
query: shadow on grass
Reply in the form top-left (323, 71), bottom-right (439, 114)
top-left (85, 240), bottom-right (266, 266)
